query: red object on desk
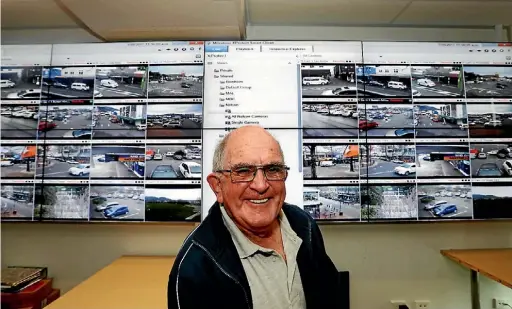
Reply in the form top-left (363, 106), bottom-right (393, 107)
top-left (1, 279), bottom-right (53, 309)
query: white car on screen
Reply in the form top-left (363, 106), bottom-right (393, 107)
top-left (394, 163), bottom-right (416, 176)
top-left (319, 160), bottom-right (335, 167)
top-left (1, 80), bottom-right (15, 88)
top-left (417, 79), bottom-right (436, 87)
top-left (100, 79), bottom-right (119, 88)
top-left (69, 163), bottom-right (90, 176)
top-left (71, 83), bottom-right (89, 91)
top-left (179, 162), bottom-right (202, 178)
top-left (302, 77), bottom-right (329, 85)
top-left (1, 160), bottom-right (14, 166)
top-left (153, 154), bottom-right (163, 160)
top-left (502, 160), bottom-right (512, 176)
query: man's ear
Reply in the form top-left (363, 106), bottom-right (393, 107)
top-left (207, 173), bottom-right (224, 203)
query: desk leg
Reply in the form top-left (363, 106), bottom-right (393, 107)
top-left (471, 270), bottom-right (480, 309)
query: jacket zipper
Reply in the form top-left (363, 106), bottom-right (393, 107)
top-left (193, 241), bottom-right (251, 309)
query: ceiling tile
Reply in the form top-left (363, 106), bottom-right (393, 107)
top-left (1, 0), bottom-right (78, 29)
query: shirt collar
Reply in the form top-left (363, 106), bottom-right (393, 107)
top-left (220, 205), bottom-right (299, 259)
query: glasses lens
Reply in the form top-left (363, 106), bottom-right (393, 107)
top-left (230, 165), bottom-right (287, 182)
top-left (264, 165), bottom-right (287, 180)
top-left (231, 166), bottom-right (256, 182)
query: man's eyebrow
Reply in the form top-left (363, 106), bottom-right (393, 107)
top-left (230, 161), bottom-right (285, 168)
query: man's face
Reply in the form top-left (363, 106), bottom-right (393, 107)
top-left (207, 130), bottom-right (286, 231)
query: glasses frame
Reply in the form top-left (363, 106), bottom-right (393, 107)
top-left (216, 164), bottom-right (290, 183)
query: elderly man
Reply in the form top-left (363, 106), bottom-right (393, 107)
top-left (168, 125), bottom-right (341, 309)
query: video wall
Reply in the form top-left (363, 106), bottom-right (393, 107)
top-left (2, 41), bottom-right (512, 223)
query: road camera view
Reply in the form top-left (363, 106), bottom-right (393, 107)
top-left (145, 145), bottom-right (201, 179)
top-left (302, 145), bottom-right (359, 179)
top-left (35, 185), bottom-right (89, 219)
top-left (415, 145), bottom-right (470, 177)
top-left (90, 145), bottom-right (145, 179)
top-left (1, 185), bottom-right (34, 219)
top-left (1, 66), bottom-right (44, 100)
top-left (417, 184), bottom-right (473, 219)
top-left (42, 67), bottom-right (95, 99)
top-left (464, 66), bottom-right (512, 98)
top-left (0, 145), bottom-right (37, 178)
top-left (358, 104), bottom-right (414, 137)
top-left (410, 65), bottom-right (465, 97)
top-left (301, 64), bottom-right (357, 97)
top-left (361, 185), bottom-right (418, 220)
top-left (1, 105), bottom-right (39, 139)
top-left (145, 187), bottom-right (201, 221)
top-left (467, 104), bottom-right (512, 138)
top-left (146, 104), bottom-right (202, 138)
top-left (91, 105), bottom-right (147, 138)
top-left (94, 66), bottom-right (147, 97)
top-left (148, 65), bottom-right (203, 97)
top-left (472, 185), bottom-right (512, 219)
top-left (470, 144), bottom-right (512, 178)
top-left (38, 105), bottom-right (94, 139)
top-left (356, 65), bottom-right (412, 97)
top-left (303, 186), bottom-right (361, 220)
top-left (414, 103), bottom-right (468, 137)
top-left (36, 145), bottom-right (91, 179)
top-left (302, 103), bottom-right (358, 137)
top-left (89, 185), bottom-right (145, 220)
top-left (360, 144), bottom-right (416, 178)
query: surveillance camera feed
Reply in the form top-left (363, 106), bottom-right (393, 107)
top-left (414, 103), bottom-right (468, 137)
top-left (1, 185), bottom-right (34, 220)
top-left (467, 104), bottom-right (512, 138)
top-left (302, 144), bottom-right (360, 179)
top-left (356, 65), bottom-right (412, 97)
top-left (0, 145), bottom-right (37, 178)
top-left (37, 105), bottom-right (94, 139)
top-left (42, 67), bottom-right (95, 99)
top-left (472, 185), bottom-right (512, 219)
top-left (36, 145), bottom-right (91, 179)
top-left (470, 143), bottom-right (512, 178)
top-left (1, 105), bottom-right (40, 139)
top-left (302, 103), bottom-right (358, 137)
top-left (358, 104), bottom-right (414, 137)
top-left (91, 104), bottom-right (147, 138)
top-left (147, 65), bottom-right (203, 98)
top-left (144, 186), bottom-right (201, 222)
top-left (463, 66), bottom-right (512, 98)
top-left (361, 185), bottom-right (418, 220)
top-left (417, 184), bottom-right (473, 219)
top-left (94, 66), bottom-right (148, 98)
top-left (410, 65), bottom-right (465, 97)
top-left (90, 145), bottom-right (145, 179)
top-left (89, 185), bottom-right (145, 221)
top-left (35, 185), bottom-right (89, 220)
top-left (415, 145), bottom-right (470, 178)
top-left (146, 104), bottom-right (202, 138)
top-left (360, 144), bottom-right (416, 178)
top-left (301, 64), bottom-right (357, 97)
top-left (145, 145), bottom-right (201, 180)
top-left (1, 66), bottom-right (44, 100)
top-left (303, 186), bottom-right (361, 221)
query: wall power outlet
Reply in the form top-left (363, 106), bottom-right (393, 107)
top-left (493, 298), bottom-right (511, 309)
top-left (415, 300), bottom-right (430, 309)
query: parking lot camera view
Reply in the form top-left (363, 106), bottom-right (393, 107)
top-left (89, 186), bottom-right (145, 220)
top-left (303, 145), bottom-right (359, 179)
top-left (144, 187), bottom-right (201, 221)
top-left (1, 185), bottom-right (34, 219)
top-left (417, 184), bottom-right (473, 219)
top-left (94, 66), bottom-right (147, 98)
top-left (301, 64), bottom-right (357, 97)
top-left (0, 145), bottom-right (36, 178)
top-left (42, 67), bottom-right (95, 99)
top-left (360, 144), bottom-right (416, 178)
top-left (35, 185), bottom-right (89, 219)
top-left (470, 143), bottom-right (512, 178)
top-left (415, 145), bottom-right (470, 177)
top-left (1, 66), bottom-right (44, 100)
top-left (37, 105), bottom-right (94, 139)
top-left (146, 104), bottom-right (202, 138)
top-left (356, 65), bottom-right (412, 97)
top-left (1, 105), bottom-right (39, 139)
top-left (414, 104), bottom-right (468, 137)
top-left (36, 145), bottom-right (91, 179)
top-left (358, 104), bottom-right (414, 137)
top-left (302, 104), bottom-right (358, 137)
top-left (303, 186), bottom-right (361, 220)
top-left (361, 185), bottom-right (418, 220)
top-left (91, 105), bottom-right (147, 138)
top-left (411, 65), bottom-right (465, 97)
top-left (463, 66), bottom-right (512, 98)
top-left (472, 185), bottom-right (512, 219)
top-left (146, 145), bottom-right (201, 179)
top-left (148, 65), bottom-right (203, 98)
top-left (90, 145), bottom-right (145, 179)
top-left (467, 104), bottom-right (512, 138)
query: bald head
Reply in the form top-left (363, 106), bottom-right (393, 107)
top-left (212, 126), bottom-right (285, 171)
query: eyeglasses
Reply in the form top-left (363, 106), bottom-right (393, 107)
top-left (216, 164), bottom-right (290, 183)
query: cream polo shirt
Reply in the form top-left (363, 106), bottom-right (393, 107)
top-left (220, 206), bottom-right (306, 309)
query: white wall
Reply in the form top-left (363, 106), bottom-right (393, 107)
top-left (1, 28), bottom-right (102, 44)
top-left (246, 25), bottom-right (508, 42)
top-left (1, 222), bottom-right (511, 309)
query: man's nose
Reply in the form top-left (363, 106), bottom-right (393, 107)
top-left (249, 169), bottom-right (269, 192)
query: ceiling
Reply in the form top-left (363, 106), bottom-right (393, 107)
top-left (1, 0), bottom-right (511, 42)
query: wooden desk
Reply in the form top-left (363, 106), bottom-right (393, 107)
top-left (441, 248), bottom-right (512, 309)
top-left (46, 256), bottom-right (175, 309)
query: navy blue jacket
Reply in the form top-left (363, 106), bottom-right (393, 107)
top-left (167, 202), bottom-right (341, 309)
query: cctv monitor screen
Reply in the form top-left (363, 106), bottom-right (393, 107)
top-left (1, 41), bottom-right (204, 222)
top-left (202, 41), bottom-right (512, 222)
